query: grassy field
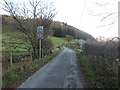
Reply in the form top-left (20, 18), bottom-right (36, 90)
top-left (2, 31), bottom-right (29, 52)
top-left (2, 31), bottom-right (64, 51)
top-left (50, 36), bottom-right (77, 48)
top-left (50, 37), bottom-right (66, 47)
top-left (2, 31), bottom-right (77, 51)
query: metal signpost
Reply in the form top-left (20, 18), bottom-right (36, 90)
top-left (37, 26), bottom-right (44, 59)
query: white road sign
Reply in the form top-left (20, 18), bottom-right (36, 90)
top-left (79, 39), bottom-right (86, 45)
top-left (37, 26), bottom-right (44, 39)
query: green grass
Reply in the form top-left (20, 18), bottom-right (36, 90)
top-left (3, 49), bottom-right (63, 88)
top-left (2, 31), bottom-right (23, 42)
top-left (2, 31), bottom-right (29, 52)
top-left (50, 37), bottom-right (66, 47)
top-left (75, 50), bottom-right (98, 88)
top-left (50, 36), bottom-right (77, 48)
top-left (2, 30), bottom-right (77, 52)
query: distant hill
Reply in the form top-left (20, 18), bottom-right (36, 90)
top-left (51, 21), bottom-right (96, 42)
top-left (2, 15), bottom-right (96, 42)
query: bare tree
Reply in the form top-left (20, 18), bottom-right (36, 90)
top-left (83, 0), bottom-right (118, 27)
top-left (2, 0), bottom-right (56, 59)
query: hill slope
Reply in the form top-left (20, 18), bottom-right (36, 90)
top-left (51, 21), bottom-right (95, 42)
top-left (2, 15), bottom-right (96, 42)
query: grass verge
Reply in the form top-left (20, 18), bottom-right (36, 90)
top-left (2, 49), bottom-right (63, 88)
top-left (75, 50), bottom-right (92, 87)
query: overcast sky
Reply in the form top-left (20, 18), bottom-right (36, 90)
top-left (0, 0), bottom-right (119, 38)
top-left (53, 0), bottom-right (119, 38)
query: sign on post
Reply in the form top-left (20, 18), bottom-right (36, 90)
top-left (37, 26), bottom-right (44, 39)
top-left (37, 26), bottom-right (44, 59)
top-left (79, 39), bottom-right (85, 45)
top-left (79, 39), bottom-right (86, 50)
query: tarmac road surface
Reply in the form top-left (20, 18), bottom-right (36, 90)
top-left (18, 47), bottom-right (84, 88)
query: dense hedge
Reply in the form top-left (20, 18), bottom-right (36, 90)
top-left (83, 39), bottom-right (119, 88)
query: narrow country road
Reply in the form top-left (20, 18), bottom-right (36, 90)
top-left (17, 47), bottom-right (84, 88)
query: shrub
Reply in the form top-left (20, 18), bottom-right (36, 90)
top-left (82, 38), bottom-right (119, 88)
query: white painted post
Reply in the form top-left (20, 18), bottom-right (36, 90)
top-left (79, 39), bottom-right (86, 50)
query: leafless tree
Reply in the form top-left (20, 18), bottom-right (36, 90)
top-left (83, 0), bottom-right (118, 27)
top-left (2, 0), bottom-right (56, 59)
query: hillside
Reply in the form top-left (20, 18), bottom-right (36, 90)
top-left (51, 21), bottom-right (96, 42)
top-left (1, 30), bottom-right (74, 52)
top-left (2, 15), bottom-right (96, 42)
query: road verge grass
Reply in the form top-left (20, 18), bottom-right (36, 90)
top-left (2, 49), bottom-right (63, 88)
top-left (75, 50), bottom-right (93, 87)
